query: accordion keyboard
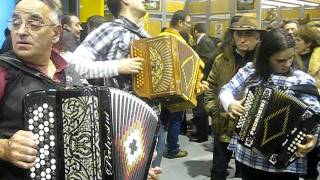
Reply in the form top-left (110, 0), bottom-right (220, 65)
top-left (26, 102), bottom-right (57, 180)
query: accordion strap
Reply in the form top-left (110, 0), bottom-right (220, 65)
top-left (289, 84), bottom-right (320, 98)
top-left (0, 55), bottom-right (63, 87)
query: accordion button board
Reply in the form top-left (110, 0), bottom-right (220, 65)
top-left (24, 87), bottom-right (159, 180)
top-left (235, 86), bottom-right (319, 168)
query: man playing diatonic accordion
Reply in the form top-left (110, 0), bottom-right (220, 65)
top-left (219, 29), bottom-right (320, 179)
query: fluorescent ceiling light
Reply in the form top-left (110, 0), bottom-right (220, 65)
top-left (275, 0), bottom-right (320, 6)
top-left (263, 0), bottom-right (300, 7)
top-left (262, 4), bottom-right (278, 8)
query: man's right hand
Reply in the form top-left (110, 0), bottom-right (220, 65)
top-left (118, 57), bottom-right (144, 74)
top-left (3, 130), bottom-right (37, 169)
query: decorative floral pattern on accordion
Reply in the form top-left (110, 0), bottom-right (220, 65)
top-left (62, 95), bottom-right (102, 179)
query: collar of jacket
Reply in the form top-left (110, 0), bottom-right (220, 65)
top-left (308, 47), bottom-right (320, 76)
top-left (160, 28), bottom-right (186, 43)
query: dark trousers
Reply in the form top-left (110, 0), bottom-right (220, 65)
top-left (239, 163), bottom-right (299, 180)
top-left (211, 139), bottom-right (233, 180)
top-left (301, 147), bottom-right (320, 179)
top-left (192, 94), bottom-right (209, 140)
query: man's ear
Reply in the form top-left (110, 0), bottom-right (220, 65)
top-left (63, 24), bottom-right (70, 31)
top-left (52, 25), bottom-right (62, 44)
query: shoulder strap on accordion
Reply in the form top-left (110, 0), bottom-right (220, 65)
top-left (289, 84), bottom-right (320, 98)
top-left (0, 55), bottom-right (63, 87)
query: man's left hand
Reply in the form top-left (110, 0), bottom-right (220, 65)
top-left (296, 134), bottom-right (317, 157)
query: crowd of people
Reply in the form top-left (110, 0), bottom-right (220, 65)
top-left (1, 0), bottom-right (320, 180)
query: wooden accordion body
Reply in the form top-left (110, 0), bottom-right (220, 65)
top-left (23, 87), bottom-right (159, 180)
top-left (236, 86), bottom-right (319, 168)
top-left (130, 35), bottom-right (204, 112)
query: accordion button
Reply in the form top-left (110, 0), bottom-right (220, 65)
top-left (40, 148), bottom-right (45, 154)
top-left (40, 154), bottom-right (45, 159)
top-left (39, 124), bottom-right (44, 130)
top-left (30, 167), bottom-right (35, 172)
top-left (28, 119), bottom-right (34, 124)
top-left (44, 121), bottom-right (49, 127)
top-left (33, 116), bottom-right (39, 121)
top-left (40, 160), bottom-right (45, 165)
top-left (42, 103), bottom-right (49, 109)
top-left (50, 159), bottom-right (56, 165)
top-left (33, 110), bottom-right (39, 116)
top-left (48, 112), bottom-right (54, 118)
top-left (46, 168), bottom-right (51, 174)
top-left (49, 135), bottom-right (55, 141)
top-left (50, 141), bottom-right (55, 147)
top-left (46, 174), bottom-right (51, 179)
top-left (39, 131), bottom-right (44, 136)
top-left (44, 150), bottom-right (49, 156)
top-left (38, 113), bottom-right (44, 118)
top-left (38, 107), bottom-right (43, 112)
top-left (30, 173), bottom-right (36, 178)
top-left (51, 165), bottom-right (56, 170)
top-left (44, 127), bottom-right (49, 133)
top-left (43, 144), bottom-right (49, 150)
top-left (49, 118), bottom-right (54, 124)
top-left (36, 163), bottom-right (40, 168)
top-left (29, 125), bottom-right (34, 131)
top-left (36, 140), bottom-right (40, 145)
top-left (36, 157), bottom-right (40, 163)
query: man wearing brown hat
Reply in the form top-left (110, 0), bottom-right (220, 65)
top-left (205, 16), bottom-right (265, 180)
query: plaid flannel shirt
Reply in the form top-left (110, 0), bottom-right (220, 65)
top-left (220, 62), bottom-right (320, 174)
top-left (75, 16), bottom-right (150, 91)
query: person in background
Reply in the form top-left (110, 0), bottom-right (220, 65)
top-left (73, 0), bottom-right (161, 178)
top-left (160, 10), bottom-right (192, 159)
top-left (219, 28), bottom-right (319, 180)
top-left (205, 16), bottom-right (263, 180)
top-left (0, 28), bottom-right (12, 54)
top-left (86, 15), bottom-right (108, 34)
top-left (283, 20), bottom-right (299, 35)
top-left (189, 22), bottom-right (216, 143)
top-left (61, 14), bottom-right (82, 42)
top-left (293, 24), bottom-right (320, 180)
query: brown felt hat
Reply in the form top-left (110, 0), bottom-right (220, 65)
top-left (229, 16), bottom-right (266, 32)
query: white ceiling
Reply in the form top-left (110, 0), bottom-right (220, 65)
top-left (262, 0), bottom-right (320, 8)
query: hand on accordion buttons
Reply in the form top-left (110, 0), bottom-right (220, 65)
top-left (295, 134), bottom-right (317, 158)
top-left (227, 99), bottom-right (245, 119)
top-left (196, 81), bottom-right (209, 95)
top-left (118, 57), bottom-right (144, 75)
top-left (4, 130), bottom-right (37, 169)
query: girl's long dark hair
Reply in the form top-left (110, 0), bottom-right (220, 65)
top-left (255, 28), bottom-right (295, 80)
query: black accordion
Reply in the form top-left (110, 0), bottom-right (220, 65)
top-left (236, 86), bottom-right (319, 168)
top-left (23, 87), bottom-right (159, 180)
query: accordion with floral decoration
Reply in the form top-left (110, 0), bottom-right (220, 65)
top-left (130, 35), bottom-right (204, 112)
top-left (23, 87), bottom-right (159, 180)
top-left (236, 85), bottom-right (319, 168)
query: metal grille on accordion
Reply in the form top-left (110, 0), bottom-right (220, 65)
top-left (24, 87), bottom-right (159, 180)
top-left (235, 85), bottom-right (319, 168)
top-left (131, 35), bottom-right (204, 112)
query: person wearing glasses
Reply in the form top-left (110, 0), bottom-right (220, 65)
top-left (0, 0), bottom-right (161, 180)
top-left (0, 0), bottom-right (65, 179)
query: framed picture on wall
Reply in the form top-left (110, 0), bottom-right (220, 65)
top-left (144, 0), bottom-right (161, 11)
top-left (237, 0), bottom-right (254, 11)
top-left (215, 23), bottom-right (223, 38)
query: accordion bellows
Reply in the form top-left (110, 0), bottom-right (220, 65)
top-left (236, 86), bottom-right (318, 168)
top-left (24, 87), bottom-right (159, 180)
top-left (130, 35), bottom-right (204, 112)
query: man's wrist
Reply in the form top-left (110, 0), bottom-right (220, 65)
top-left (0, 139), bottom-right (9, 161)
